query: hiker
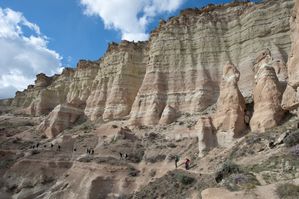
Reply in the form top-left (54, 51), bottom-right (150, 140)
top-left (185, 158), bottom-right (190, 170)
top-left (51, 143), bottom-right (54, 148)
top-left (125, 153), bottom-right (128, 160)
top-left (119, 152), bottom-right (123, 159)
top-left (87, 148), bottom-right (90, 154)
top-left (57, 145), bottom-right (61, 151)
top-left (36, 143), bottom-right (39, 148)
top-left (175, 155), bottom-right (180, 168)
top-left (90, 148), bottom-right (94, 155)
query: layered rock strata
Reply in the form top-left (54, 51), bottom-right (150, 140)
top-left (250, 51), bottom-right (284, 132)
top-left (27, 68), bottom-right (75, 116)
top-left (84, 41), bottom-right (147, 121)
top-left (282, 1), bottom-right (299, 114)
top-left (213, 63), bottom-right (246, 136)
top-left (11, 73), bottom-right (53, 108)
top-left (129, 0), bottom-right (293, 126)
top-left (8, 0), bottom-right (294, 129)
top-left (67, 60), bottom-right (99, 103)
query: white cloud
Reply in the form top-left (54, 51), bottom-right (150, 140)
top-left (80, 0), bottom-right (185, 41)
top-left (0, 7), bottom-right (62, 99)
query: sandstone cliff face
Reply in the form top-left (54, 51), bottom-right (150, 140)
top-left (213, 63), bottom-right (246, 136)
top-left (27, 68), bottom-right (75, 116)
top-left (67, 60), bottom-right (99, 103)
top-left (11, 73), bottom-right (53, 108)
top-left (129, 0), bottom-right (293, 126)
top-left (84, 41), bottom-right (147, 121)
top-left (250, 51), bottom-right (284, 132)
top-left (8, 0), bottom-right (294, 131)
top-left (282, 1), bottom-right (299, 114)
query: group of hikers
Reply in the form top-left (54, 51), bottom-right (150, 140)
top-left (175, 155), bottom-right (191, 170)
top-left (86, 148), bottom-right (95, 155)
top-left (31, 143), bottom-right (61, 151)
top-left (31, 142), bottom-right (99, 155)
top-left (31, 143), bottom-right (192, 170)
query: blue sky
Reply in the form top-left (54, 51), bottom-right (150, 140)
top-left (0, 0), bottom-right (255, 98)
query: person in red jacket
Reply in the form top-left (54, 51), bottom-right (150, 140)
top-left (185, 158), bottom-right (190, 170)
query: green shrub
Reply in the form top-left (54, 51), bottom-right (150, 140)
top-left (220, 161), bottom-right (240, 175)
top-left (215, 161), bottom-right (241, 183)
top-left (284, 130), bottom-right (299, 147)
top-left (276, 183), bottom-right (299, 199)
top-left (175, 173), bottom-right (195, 186)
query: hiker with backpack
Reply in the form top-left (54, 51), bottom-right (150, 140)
top-left (175, 155), bottom-right (180, 168)
top-left (185, 158), bottom-right (190, 170)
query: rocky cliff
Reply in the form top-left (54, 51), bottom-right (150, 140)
top-left (130, 0), bottom-right (293, 126)
top-left (7, 0), bottom-right (294, 131)
top-left (282, 0), bottom-right (299, 114)
top-left (85, 41), bottom-right (147, 121)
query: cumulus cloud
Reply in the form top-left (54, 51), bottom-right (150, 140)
top-left (0, 8), bottom-right (62, 99)
top-left (80, 0), bottom-right (185, 41)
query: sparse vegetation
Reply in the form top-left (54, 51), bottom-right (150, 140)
top-left (276, 183), bottom-right (299, 199)
top-left (284, 130), bottom-right (299, 147)
top-left (175, 173), bottom-right (196, 186)
top-left (223, 173), bottom-right (260, 191)
top-left (128, 167), bottom-right (140, 177)
top-left (290, 144), bottom-right (299, 157)
top-left (216, 161), bottom-right (241, 180)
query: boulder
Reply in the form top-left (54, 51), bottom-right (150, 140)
top-left (159, 105), bottom-right (178, 125)
top-left (38, 100), bottom-right (85, 138)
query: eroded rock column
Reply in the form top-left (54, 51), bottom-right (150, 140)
top-left (213, 63), bottom-right (246, 138)
top-left (250, 51), bottom-right (284, 132)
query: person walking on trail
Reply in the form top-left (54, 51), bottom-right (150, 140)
top-left (175, 155), bottom-right (180, 168)
top-left (185, 158), bottom-right (190, 170)
top-left (124, 153), bottom-right (128, 160)
top-left (119, 152), bottom-right (123, 160)
top-left (57, 145), bottom-right (61, 151)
